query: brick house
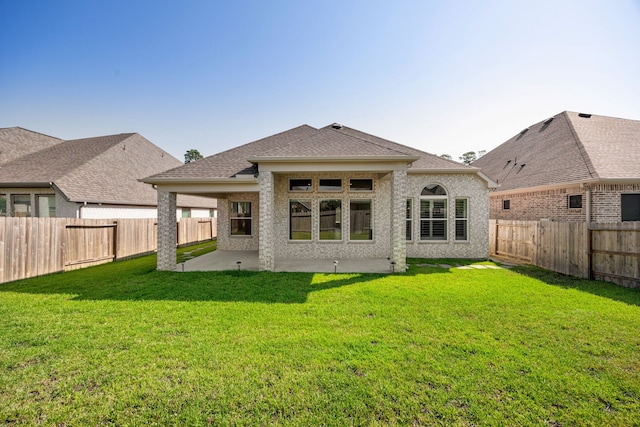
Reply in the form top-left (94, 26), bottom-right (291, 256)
top-left (144, 123), bottom-right (496, 272)
top-left (0, 127), bottom-right (216, 218)
top-left (472, 111), bottom-right (640, 223)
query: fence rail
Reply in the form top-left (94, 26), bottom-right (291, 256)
top-left (490, 219), bottom-right (640, 288)
top-left (0, 217), bottom-right (216, 283)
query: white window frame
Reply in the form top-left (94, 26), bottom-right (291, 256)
top-left (349, 198), bottom-right (373, 241)
top-left (230, 201), bottom-right (252, 236)
top-left (420, 185), bottom-right (448, 241)
top-left (455, 198), bottom-right (469, 241)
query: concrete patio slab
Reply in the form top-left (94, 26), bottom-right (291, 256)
top-left (178, 250), bottom-right (395, 274)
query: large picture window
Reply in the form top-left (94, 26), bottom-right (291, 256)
top-left (230, 202), bottom-right (252, 236)
top-left (319, 199), bottom-right (342, 240)
top-left (420, 185), bottom-right (447, 241)
top-left (455, 198), bottom-right (468, 241)
top-left (290, 199), bottom-right (312, 240)
top-left (350, 199), bottom-right (372, 240)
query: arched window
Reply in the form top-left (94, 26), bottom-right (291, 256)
top-left (420, 184), bottom-right (447, 240)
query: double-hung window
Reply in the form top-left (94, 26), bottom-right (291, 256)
top-left (230, 202), bottom-right (252, 236)
top-left (455, 198), bottom-right (468, 241)
top-left (420, 185), bottom-right (447, 241)
top-left (406, 199), bottom-right (413, 241)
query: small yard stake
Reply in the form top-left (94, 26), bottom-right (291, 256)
top-left (333, 260), bottom-right (338, 273)
top-left (236, 261), bottom-right (241, 271)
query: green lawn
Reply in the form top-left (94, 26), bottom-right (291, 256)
top-left (1, 251), bottom-right (639, 426)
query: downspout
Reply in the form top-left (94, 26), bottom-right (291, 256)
top-left (585, 188), bottom-right (591, 223)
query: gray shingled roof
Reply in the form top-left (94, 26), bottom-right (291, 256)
top-left (145, 123), bottom-right (471, 182)
top-left (472, 111), bottom-right (640, 192)
top-left (0, 132), bottom-right (215, 208)
top-left (0, 127), bottom-right (62, 165)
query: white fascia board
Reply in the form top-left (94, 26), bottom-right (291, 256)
top-left (155, 179), bottom-right (260, 194)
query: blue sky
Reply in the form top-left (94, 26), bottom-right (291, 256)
top-left (2, 0), bottom-right (640, 161)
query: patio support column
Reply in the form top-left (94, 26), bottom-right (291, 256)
top-left (258, 171), bottom-right (275, 271)
top-left (157, 189), bottom-right (177, 271)
top-left (391, 170), bottom-right (407, 272)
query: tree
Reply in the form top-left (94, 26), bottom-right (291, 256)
top-left (459, 151), bottom-right (477, 165)
top-left (184, 149), bottom-right (203, 164)
top-left (440, 154), bottom-right (452, 160)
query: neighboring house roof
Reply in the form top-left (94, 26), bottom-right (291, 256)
top-left (145, 123), bottom-right (475, 183)
top-left (472, 111), bottom-right (640, 192)
top-left (0, 130), bottom-right (216, 209)
top-left (0, 127), bottom-right (62, 165)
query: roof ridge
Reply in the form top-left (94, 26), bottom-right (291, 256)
top-left (562, 112), bottom-right (599, 180)
top-left (329, 126), bottom-right (415, 157)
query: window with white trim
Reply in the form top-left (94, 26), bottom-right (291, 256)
top-left (420, 185), bottom-right (447, 241)
top-left (230, 202), bottom-right (252, 236)
top-left (455, 198), bottom-right (468, 241)
top-left (37, 195), bottom-right (56, 218)
top-left (406, 198), bottom-right (413, 241)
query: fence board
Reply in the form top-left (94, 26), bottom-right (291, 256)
top-left (491, 220), bottom-right (638, 287)
top-left (0, 217), bottom-right (216, 283)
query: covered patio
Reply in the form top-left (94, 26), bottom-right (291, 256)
top-left (178, 250), bottom-right (397, 274)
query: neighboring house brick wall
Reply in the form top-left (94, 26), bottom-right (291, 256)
top-left (588, 183), bottom-right (640, 223)
top-left (490, 183), bottom-right (640, 223)
top-left (217, 192), bottom-right (260, 251)
top-left (489, 186), bottom-right (586, 222)
top-left (406, 173), bottom-right (489, 259)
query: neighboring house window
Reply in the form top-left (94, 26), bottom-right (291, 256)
top-left (290, 199), bottom-right (312, 240)
top-left (290, 179), bottom-right (313, 191)
top-left (406, 199), bottom-right (413, 241)
top-left (455, 198), bottom-right (468, 241)
top-left (350, 199), bottom-right (372, 240)
top-left (209, 209), bottom-right (217, 218)
top-left (12, 195), bottom-right (32, 218)
top-left (230, 202), bottom-right (252, 236)
top-left (621, 194), bottom-right (640, 221)
top-left (182, 208), bottom-right (191, 218)
top-left (0, 195), bottom-right (6, 217)
top-left (319, 199), bottom-right (342, 240)
top-left (319, 179), bottom-right (342, 192)
top-left (503, 200), bottom-right (511, 210)
top-left (37, 195), bottom-right (56, 218)
top-left (568, 195), bottom-right (583, 209)
top-left (420, 185), bottom-right (447, 241)
top-left (349, 178), bottom-right (373, 191)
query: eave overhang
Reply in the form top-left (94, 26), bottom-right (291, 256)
top-left (489, 177), bottom-right (640, 196)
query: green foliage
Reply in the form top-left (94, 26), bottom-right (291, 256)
top-left (184, 148), bottom-right (203, 163)
top-left (459, 151), bottom-right (477, 164)
top-left (1, 256), bottom-right (639, 425)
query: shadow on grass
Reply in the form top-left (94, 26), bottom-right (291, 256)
top-left (512, 265), bottom-right (640, 307)
top-left (0, 255), bottom-right (389, 304)
top-left (0, 255), bottom-right (491, 304)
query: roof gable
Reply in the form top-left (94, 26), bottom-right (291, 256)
top-left (0, 127), bottom-right (63, 165)
top-left (145, 123), bottom-right (474, 182)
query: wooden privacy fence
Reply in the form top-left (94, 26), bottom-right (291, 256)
top-left (490, 219), bottom-right (640, 288)
top-left (0, 217), bottom-right (217, 283)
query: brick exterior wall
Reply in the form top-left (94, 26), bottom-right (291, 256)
top-left (157, 190), bottom-right (177, 271)
top-left (490, 183), bottom-right (640, 223)
top-left (217, 171), bottom-right (490, 267)
top-left (216, 192), bottom-right (260, 251)
top-left (406, 173), bottom-right (490, 259)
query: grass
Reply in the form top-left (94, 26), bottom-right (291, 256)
top-left (0, 253), bottom-right (639, 426)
